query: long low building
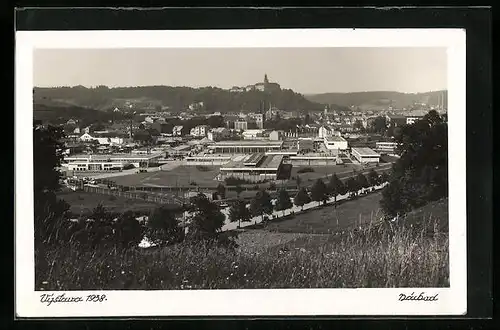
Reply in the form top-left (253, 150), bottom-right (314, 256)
top-left (375, 141), bottom-right (399, 154)
top-left (287, 155), bottom-right (341, 166)
top-left (219, 153), bottom-right (284, 182)
top-left (63, 153), bottom-right (163, 172)
top-left (184, 155), bottom-right (231, 166)
top-left (207, 140), bottom-right (284, 154)
top-left (351, 147), bottom-right (380, 163)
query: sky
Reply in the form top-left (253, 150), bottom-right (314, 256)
top-left (33, 48), bottom-right (447, 94)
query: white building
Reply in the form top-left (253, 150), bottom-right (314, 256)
top-left (323, 136), bottom-right (348, 151)
top-left (242, 129), bottom-right (265, 140)
top-left (63, 153), bottom-right (163, 172)
top-left (268, 130), bottom-right (282, 141)
top-left (351, 147), bottom-right (380, 163)
top-left (79, 133), bottom-right (124, 145)
top-left (318, 125), bottom-right (341, 139)
top-left (190, 125), bottom-right (210, 137)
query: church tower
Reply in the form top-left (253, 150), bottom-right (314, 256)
top-left (264, 74), bottom-right (269, 84)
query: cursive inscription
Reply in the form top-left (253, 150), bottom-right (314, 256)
top-left (40, 293), bottom-right (107, 306)
top-left (398, 292), bottom-right (439, 302)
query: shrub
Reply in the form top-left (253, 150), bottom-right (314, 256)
top-left (196, 165), bottom-right (211, 172)
top-left (297, 167), bottom-right (315, 174)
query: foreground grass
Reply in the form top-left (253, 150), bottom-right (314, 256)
top-left (36, 202), bottom-right (449, 290)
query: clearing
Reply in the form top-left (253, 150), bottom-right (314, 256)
top-left (109, 165), bottom-right (221, 188)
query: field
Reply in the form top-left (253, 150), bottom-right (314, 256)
top-left (262, 192), bottom-right (384, 234)
top-left (109, 165), bottom-right (221, 188)
top-left (57, 191), bottom-right (162, 215)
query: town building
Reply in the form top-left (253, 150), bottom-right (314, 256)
top-left (234, 120), bottom-right (248, 131)
top-left (318, 125), bottom-right (340, 139)
top-left (207, 140), bottom-right (283, 154)
top-left (323, 136), bottom-right (348, 151)
top-left (185, 155), bottom-right (231, 166)
top-left (190, 125), bottom-right (210, 137)
top-left (242, 129), bottom-right (265, 140)
top-left (351, 147), bottom-right (380, 163)
top-left (268, 130), bottom-right (282, 141)
top-left (255, 113), bottom-right (264, 129)
top-left (62, 153), bottom-right (163, 172)
top-left (219, 153), bottom-right (284, 182)
top-left (375, 141), bottom-right (399, 155)
top-left (79, 133), bottom-right (125, 145)
top-left (172, 125), bottom-right (183, 136)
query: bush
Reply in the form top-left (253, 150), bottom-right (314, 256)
top-left (196, 165), bottom-right (211, 172)
top-left (297, 167), bottom-right (315, 174)
top-left (224, 177), bottom-right (254, 186)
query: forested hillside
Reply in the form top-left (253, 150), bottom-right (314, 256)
top-left (34, 85), bottom-right (324, 113)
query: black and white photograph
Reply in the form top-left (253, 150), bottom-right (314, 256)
top-left (15, 28), bottom-right (467, 317)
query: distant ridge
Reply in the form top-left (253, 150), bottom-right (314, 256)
top-left (304, 90), bottom-right (448, 111)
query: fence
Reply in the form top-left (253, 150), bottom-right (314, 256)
top-left (83, 185), bottom-right (183, 205)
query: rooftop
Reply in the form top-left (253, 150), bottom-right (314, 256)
top-left (351, 147), bottom-right (380, 156)
top-left (209, 140), bottom-right (283, 147)
top-left (324, 136), bottom-right (347, 142)
top-left (65, 153), bottom-right (163, 160)
top-left (221, 154), bottom-right (284, 170)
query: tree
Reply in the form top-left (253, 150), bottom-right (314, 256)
top-left (249, 190), bottom-right (274, 222)
top-left (346, 177), bottom-right (360, 197)
top-left (380, 110), bottom-right (448, 217)
top-left (356, 173), bottom-right (369, 193)
top-left (354, 119), bottom-right (365, 132)
top-left (147, 206), bottom-right (184, 246)
top-left (380, 172), bottom-right (390, 183)
top-left (187, 193), bottom-right (226, 240)
top-left (367, 169), bottom-right (380, 187)
top-left (269, 181), bottom-right (277, 191)
top-left (33, 124), bottom-right (70, 246)
top-left (311, 179), bottom-right (328, 205)
top-left (370, 116), bottom-right (387, 134)
top-left (234, 185), bottom-right (244, 199)
top-left (327, 174), bottom-right (344, 206)
top-left (275, 188), bottom-right (293, 216)
top-left (114, 211), bottom-right (144, 249)
top-left (293, 187), bottom-right (311, 211)
top-left (216, 183), bottom-right (226, 199)
top-left (228, 199), bottom-right (251, 228)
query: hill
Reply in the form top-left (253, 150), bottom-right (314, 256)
top-left (304, 90), bottom-right (448, 111)
top-left (33, 85), bottom-right (324, 113)
top-left (33, 103), bottom-right (120, 126)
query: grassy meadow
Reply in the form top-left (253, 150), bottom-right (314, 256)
top-left (36, 197), bottom-right (449, 290)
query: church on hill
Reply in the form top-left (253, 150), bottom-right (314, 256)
top-left (230, 74), bottom-right (281, 93)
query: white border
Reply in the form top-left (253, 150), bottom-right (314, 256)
top-left (15, 29), bottom-right (466, 317)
